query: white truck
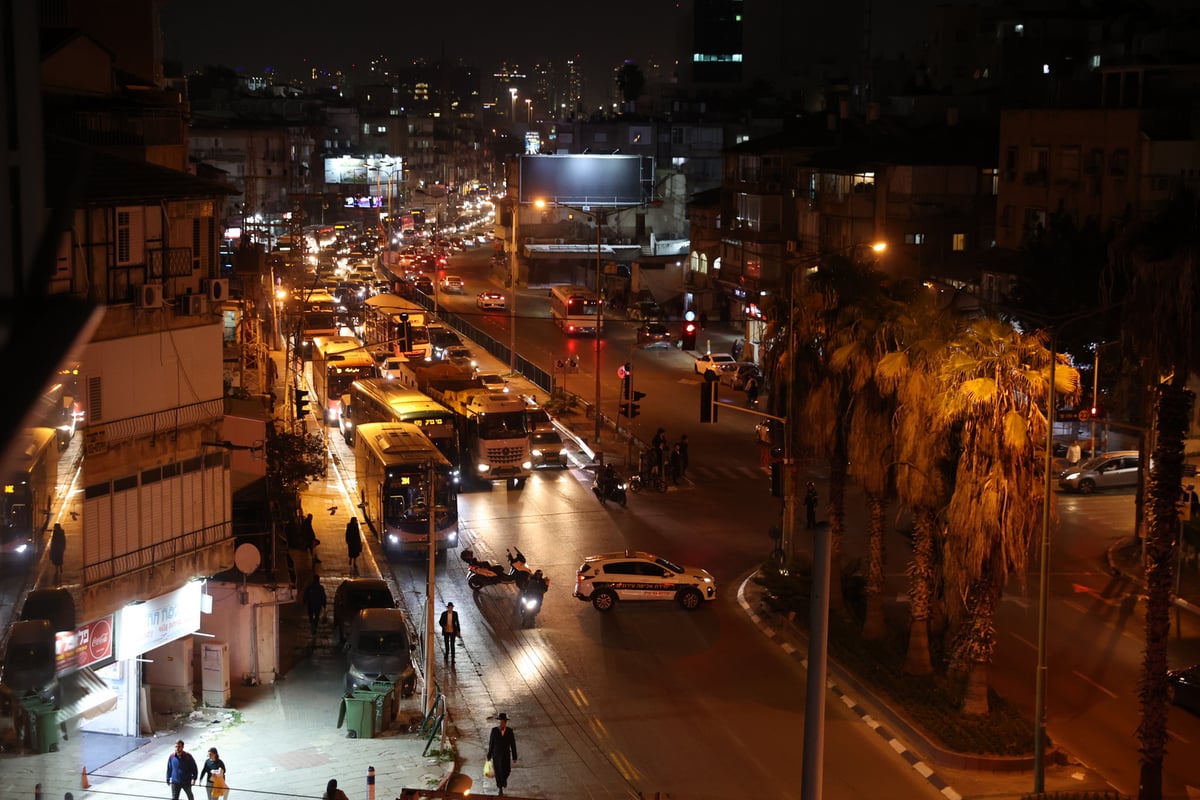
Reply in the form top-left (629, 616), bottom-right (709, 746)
top-left (426, 379), bottom-right (532, 488)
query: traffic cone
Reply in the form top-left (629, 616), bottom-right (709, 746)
top-left (81, 766), bottom-right (90, 789)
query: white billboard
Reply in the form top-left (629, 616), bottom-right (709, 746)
top-left (324, 156), bottom-right (405, 186)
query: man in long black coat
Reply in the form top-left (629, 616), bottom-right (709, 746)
top-left (486, 712), bottom-right (518, 795)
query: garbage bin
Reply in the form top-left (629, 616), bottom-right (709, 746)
top-left (18, 696), bottom-right (59, 753)
top-left (355, 689), bottom-right (387, 735)
top-left (370, 678), bottom-right (399, 729)
top-left (337, 693), bottom-right (376, 739)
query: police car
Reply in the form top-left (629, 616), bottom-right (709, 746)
top-left (573, 551), bottom-right (717, 612)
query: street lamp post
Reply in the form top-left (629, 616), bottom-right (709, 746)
top-left (509, 87), bottom-right (518, 125)
top-left (509, 197), bottom-right (520, 373)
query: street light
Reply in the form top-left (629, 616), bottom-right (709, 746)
top-left (526, 98), bottom-right (532, 126)
top-left (509, 87), bottom-right (518, 124)
top-left (509, 196), bottom-right (522, 374)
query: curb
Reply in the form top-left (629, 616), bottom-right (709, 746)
top-left (734, 570), bottom-right (1074, 800)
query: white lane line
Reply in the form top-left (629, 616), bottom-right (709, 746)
top-left (1071, 669), bottom-right (1118, 699)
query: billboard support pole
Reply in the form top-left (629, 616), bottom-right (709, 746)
top-left (594, 211), bottom-right (604, 443)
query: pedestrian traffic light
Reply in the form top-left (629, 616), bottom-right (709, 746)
top-left (294, 387), bottom-right (310, 419)
top-left (682, 320), bottom-right (697, 351)
top-left (620, 362), bottom-right (632, 400)
top-left (619, 402), bottom-right (641, 418)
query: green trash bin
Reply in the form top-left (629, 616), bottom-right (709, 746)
top-left (18, 697), bottom-right (59, 753)
top-left (337, 693), bottom-right (376, 739)
top-left (354, 690), bottom-right (387, 736)
top-left (370, 679), bottom-right (399, 729)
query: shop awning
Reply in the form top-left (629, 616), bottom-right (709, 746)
top-left (57, 667), bottom-right (117, 725)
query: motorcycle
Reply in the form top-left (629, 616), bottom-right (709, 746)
top-left (518, 573), bottom-right (550, 628)
top-left (592, 470), bottom-right (628, 507)
top-left (462, 547), bottom-right (533, 591)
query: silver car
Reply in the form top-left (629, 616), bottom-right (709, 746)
top-left (1058, 450), bottom-right (1141, 494)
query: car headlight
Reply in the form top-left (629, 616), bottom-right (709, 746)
top-left (1064, 472), bottom-right (1081, 481)
top-left (531, 449), bottom-right (543, 457)
top-left (387, 534), bottom-right (399, 544)
top-left (477, 464), bottom-right (490, 473)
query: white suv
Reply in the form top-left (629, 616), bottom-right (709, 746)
top-left (573, 551), bottom-right (717, 612)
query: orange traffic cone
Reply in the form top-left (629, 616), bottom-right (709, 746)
top-left (81, 766), bottom-right (90, 789)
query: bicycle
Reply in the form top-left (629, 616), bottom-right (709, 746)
top-left (628, 468), bottom-right (668, 494)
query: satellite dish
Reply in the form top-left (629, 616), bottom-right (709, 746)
top-left (234, 543), bottom-right (262, 575)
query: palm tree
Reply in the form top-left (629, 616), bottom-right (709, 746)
top-left (936, 318), bottom-right (1079, 714)
top-left (615, 63), bottom-right (645, 114)
top-left (1106, 188), bottom-right (1200, 800)
top-left (793, 257), bottom-right (888, 612)
top-left (876, 296), bottom-right (960, 673)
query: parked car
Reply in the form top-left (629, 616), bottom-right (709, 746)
top-left (1058, 450), bottom-right (1141, 494)
top-left (693, 352), bottom-right (738, 376)
top-left (719, 362), bottom-right (763, 391)
top-left (573, 551), bottom-right (717, 612)
top-left (1168, 664), bottom-right (1200, 716)
top-left (344, 608), bottom-right (416, 697)
top-left (530, 429), bottom-right (568, 468)
top-left (332, 579), bottom-right (396, 646)
top-left (636, 322), bottom-right (672, 348)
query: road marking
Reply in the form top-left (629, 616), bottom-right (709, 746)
top-left (1064, 600), bottom-right (1089, 615)
top-left (1071, 669), bottom-right (1118, 699)
top-left (589, 717), bottom-right (608, 740)
top-left (568, 687), bottom-right (589, 709)
top-left (1167, 728), bottom-right (1191, 745)
top-left (1010, 632), bottom-right (1038, 651)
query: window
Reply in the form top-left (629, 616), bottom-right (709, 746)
top-left (115, 207), bottom-right (144, 266)
top-left (952, 233), bottom-right (967, 251)
top-left (904, 233), bottom-right (925, 245)
top-left (1059, 146), bottom-right (1080, 182)
top-left (1110, 148), bottom-right (1129, 177)
top-left (1005, 147), bottom-right (1018, 180)
top-left (983, 168), bottom-right (999, 195)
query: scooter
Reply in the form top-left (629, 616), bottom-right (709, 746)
top-left (463, 547), bottom-right (533, 591)
top-left (518, 574), bottom-right (550, 628)
top-left (592, 471), bottom-right (627, 507)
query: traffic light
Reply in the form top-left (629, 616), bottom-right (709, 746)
top-left (619, 401), bottom-right (642, 418)
top-left (621, 362), bottom-right (632, 400)
top-left (682, 320), bottom-right (697, 351)
top-left (294, 387), bottom-right (310, 419)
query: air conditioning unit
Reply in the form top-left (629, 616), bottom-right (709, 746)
top-left (181, 294), bottom-right (208, 315)
top-left (137, 283), bottom-right (163, 309)
top-left (205, 278), bottom-right (230, 302)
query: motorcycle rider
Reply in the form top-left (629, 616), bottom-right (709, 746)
top-left (600, 463), bottom-right (619, 498)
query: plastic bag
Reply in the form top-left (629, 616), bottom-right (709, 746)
top-left (211, 770), bottom-right (228, 799)
top-left (483, 759), bottom-right (494, 778)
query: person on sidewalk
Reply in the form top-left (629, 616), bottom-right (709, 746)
top-left (1066, 440), bottom-right (1082, 466)
top-left (165, 739), bottom-right (199, 800)
top-left (677, 435), bottom-right (689, 479)
top-left (302, 513), bottom-right (320, 564)
top-left (49, 522), bottom-right (66, 583)
top-left (303, 576), bottom-right (326, 637)
top-left (439, 602), bottom-right (462, 663)
top-left (324, 779), bottom-right (349, 800)
top-left (668, 443), bottom-right (683, 485)
top-left (345, 517), bottom-right (362, 575)
top-left (804, 482), bottom-right (820, 530)
top-left (486, 712), bottom-right (518, 796)
top-left (199, 747), bottom-right (227, 800)
top-left (746, 376), bottom-right (760, 407)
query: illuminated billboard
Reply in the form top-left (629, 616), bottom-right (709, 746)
top-left (518, 154), bottom-right (652, 207)
top-left (324, 156), bottom-right (405, 186)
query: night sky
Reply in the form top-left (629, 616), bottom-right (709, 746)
top-left (160, 0), bottom-right (689, 79)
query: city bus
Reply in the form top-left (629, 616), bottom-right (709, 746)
top-left (549, 285), bottom-right (603, 335)
top-left (341, 380), bottom-right (459, 475)
top-left (2, 428), bottom-right (59, 560)
top-left (361, 294), bottom-right (431, 361)
top-left (354, 422), bottom-right (458, 558)
top-left (311, 336), bottom-right (378, 425)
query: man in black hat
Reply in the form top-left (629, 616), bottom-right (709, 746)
top-left (486, 713), bottom-right (518, 795)
top-left (438, 602), bottom-right (461, 663)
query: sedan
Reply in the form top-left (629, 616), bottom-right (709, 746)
top-left (720, 362), bottom-right (763, 391)
top-left (440, 275), bottom-right (466, 294)
top-left (636, 322), bottom-right (673, 348)
top-left (694, 352), bottom-right (738, 376)
top-left (1168, 664), bottom-right (1200, 716)
top-left (530, 429), bottom-right (568, 468)
top-left (476, 291), bottom-right (506, 310)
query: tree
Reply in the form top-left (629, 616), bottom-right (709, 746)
top-left (266, 429), bottom-right (327, 494)
top-left (936, 318), bottom-right (1078, 714)
top-left (1106, 188), bottom-right (1200, 800)
top-left (615, 63), bottom-right (645, 113)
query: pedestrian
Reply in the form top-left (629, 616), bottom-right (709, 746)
top-left (439, 602), bottom-right (462, 663)
top-left (645, 442), bottom-right (663, 479)
top-left (486, 712), bottom-right (518, 796)
top-left (301, 513), bottom-right (320, 564)
top-left (651, 427), bottom-right (667, 450)
top-left (746, 376), bottom-right (760, 407)
top-left (165, 739), bottom-right (199, 800)
top-left (345, 517), bottom-right (362, 574)
top-left (730, 338), bottom-right (743, 360)
top-left (49, 522), bottom-right (66, 582)
top-left (1066, 440), bottom-right (1082, 466)
top-left (324, 779), bottom-right (349, 800)
top-left (698, 310), bottom-right (708, 330)
top-left (677, 435), bottom-right (689, 478)
top-left (199, 747), bottom-right (227, 800)
top-left (303, 576), bottom-right (326, 637)
top-left (668, 443), bottom-right (683, 485)
top-left (804, 482), bottom-right (819, 530)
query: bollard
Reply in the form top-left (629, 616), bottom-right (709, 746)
top-left (367, 765), bottom-right (375, 800)
top-left (35, 783), bottom-right (42, 800)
